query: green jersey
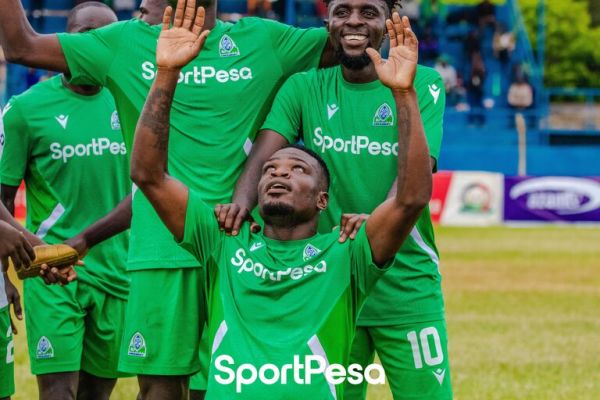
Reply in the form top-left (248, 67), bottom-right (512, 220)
top-left (179, 190), bottom-right (390, 399)
top-left (0, 118), bottom-right (6, 309)
top-left (0, 76), bottom-right (130, 299)
top-left (58, 18), bottom-right (328, 270)
top-left (261, 66), bottom-right (446, 325)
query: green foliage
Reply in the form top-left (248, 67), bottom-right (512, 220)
top-left (519, 0), bottom-right (600, 87)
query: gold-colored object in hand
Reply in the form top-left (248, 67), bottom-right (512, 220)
top-left (9, 244), bottom-right (79, 280)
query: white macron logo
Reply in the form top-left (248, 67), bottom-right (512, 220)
top-left (249, 242), bottom-right (265, 252)
top-left (327, 104), bottom-right (339, 120)
top-left (55, 115), bottom-right (69, 129)
top-left (428, 84), bottom-right (441, 104)
top-left (433, 368), bottom-right (446, 385)
top-left (2, 103), bottom-right (12, 117)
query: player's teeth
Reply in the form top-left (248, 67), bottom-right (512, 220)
top-left (345, 35), bottom-right (366, 40)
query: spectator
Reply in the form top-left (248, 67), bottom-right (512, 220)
top-left (474, 0), bottom-right (496, 29)
top-left (493, 23), bottom-right (515, 65)
top-left (434, 54), bottom-right (466, 107)
top-left (468, 53), bottom-right (486, 126)
top-left (419, 26), bottom-right (440, 63)
top-left (248, 0), bottom-right (276, 19)
top-left (508, 70), bottom-right (533, 110)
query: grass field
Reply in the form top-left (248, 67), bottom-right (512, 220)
top-left (8, 226), bottom-right (600, 399)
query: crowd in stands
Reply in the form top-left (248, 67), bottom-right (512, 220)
top-left (2, 0), bottom-right (536, 127)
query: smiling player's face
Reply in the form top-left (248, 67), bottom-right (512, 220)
top-left (257, 148), bottom-right (328, 226)
top-left (327, 0), bottom-right (388, 70)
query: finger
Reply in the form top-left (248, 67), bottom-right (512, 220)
top-left (218, 205), bottom-right (230, 230)
top-left (192, 6), bottom-right (206, 36)
top-left (403, 19), bottom-right (418, 49)
top-left (9, 252), bottom-right (22, 269)
top-left (232, 209), bottom-right (248, 236)
top-left (12, 291), bottom-right (23, 320)
top-left (348, 216), bottom-right (363, 240)
top-left (17, 243), bottom-right (33, 268)
top-left (182, 0), bottom-right (196, 30)
top-left (23, 239), bottom-right (36, 263)
top-left (66, 267), bottom-right (77, 282)
top-left (392, 12), bottom-right (404, 45)
top-left (173, 0), bottom-right (186, 27)
top-left (10, 316), bottom-right (18, 335)
top-left (162, 5), bottom-right (172, 31)
top-left (224, 206), bottom-right (239, 234)
top-left (214, 204), bottom-right (222, 219)
top-left (386, 19), bottom-right (397, 48)
top-left (365, 48), bottom-right (384, 66)
top-left (193, 30), bottom-right (210, 54)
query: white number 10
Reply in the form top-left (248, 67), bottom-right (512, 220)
top-left (407, 327), bottom-right (443, 369)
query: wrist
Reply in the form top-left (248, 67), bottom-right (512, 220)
top-left (391, 87), bottom-right (416, 96)
top-left (156, 67), bottom-right (182, 78)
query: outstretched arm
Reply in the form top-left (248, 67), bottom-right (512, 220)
top-left (130, 0), bottom-right (210, 242)
top-left (0, 0), bottom-right (68, 72)
top-left (364, 15), bottom-right (432, 266)
top-left (0, 202), bottom-right (35, 267)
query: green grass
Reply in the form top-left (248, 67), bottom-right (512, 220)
top-left (9, 226), bottom-right (600, 399)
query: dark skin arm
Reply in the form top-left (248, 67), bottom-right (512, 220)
top-left (65, 194), bottom-right (132, 257)
top-left (0, 0), bottom-right (68, 72)
top-left (131, 0), bottom-right (209, 241)
top-left (1, 184), bottom-right (44, 247)
top-left (362, 15), bottom-right (432, 266)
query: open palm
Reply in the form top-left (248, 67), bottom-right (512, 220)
top-left (156, 0), bottom-right (210, 70)
top-left (366, 14), bottom-right (418, 91)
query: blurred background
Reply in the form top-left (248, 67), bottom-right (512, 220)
top-left (2, 1), bottom-right (600, 399)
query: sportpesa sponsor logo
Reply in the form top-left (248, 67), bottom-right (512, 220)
top-left (141, 61), bottom-right (253, 84)
top-left (231, 248), bottom-right (326, 281)
top-left (313, 127), bottom-right (398, 156)
top-left (50, 138), bottom-right (126, 163)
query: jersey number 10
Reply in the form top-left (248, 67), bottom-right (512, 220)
top-left (407, 327), bottom-right (443, 369)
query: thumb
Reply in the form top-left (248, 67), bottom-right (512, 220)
top-left (366, 48), bottom-right (384, 66)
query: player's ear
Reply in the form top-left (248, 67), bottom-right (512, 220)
top-left (317, 191), bottom-right (329, 211)
top-left (324, 19), bottom-right (329, 32)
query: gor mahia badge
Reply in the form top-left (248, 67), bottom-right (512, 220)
top-left (36, 336), bottom-right (55, 359)
top-left (373, 103), bottom-right (394, 126)
top-left (111, 111), bottom-right (121, 130)
top-left (219, 35), bottom-right (240, 57)
top-left (303, 244), bottom-right (321, 261)
top-left (128, 332), bottom-right (147, 357)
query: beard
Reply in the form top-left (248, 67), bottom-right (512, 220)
top-left (335, 43), bottom-right (374, 70)
top-left (260, 201), bottom-right (302, 227)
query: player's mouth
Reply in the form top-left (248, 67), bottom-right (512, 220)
top-left (266, 181), bottom-right (292, 195)
top-left (342, 33), bottom-right (369, 47)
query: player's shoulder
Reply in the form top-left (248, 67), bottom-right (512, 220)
top-left (286, 67), bottom-right (336, 88)
top-left (5, 76), bottom-right (61, 112)
top-left (415, 64), bottom-right (443, 84)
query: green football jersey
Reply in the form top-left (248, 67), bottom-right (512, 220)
top-left (179, 190), bottom-right (390, 399)
top-left (261, 66), bottom-right (446, 325)
top-left (58, 18), bottom-right (328, 270)
top-left (0, 117), bottom-right (6, 309)
top-left (0, 76), bottom-right (130, 299)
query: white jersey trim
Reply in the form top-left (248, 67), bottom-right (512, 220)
top-left (36, 203), bottom-right (66, 239)
top-left (211, 320), bottom-right (228, 355)
top-left (307, 334), bottom-right (337, 400)
top-left (409, 226), bottom-right (440, 269)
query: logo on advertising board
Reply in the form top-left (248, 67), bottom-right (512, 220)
top-left (460, 183), bottom-right (493, 214)
top-left (505, 177), bottom-right (600, 222)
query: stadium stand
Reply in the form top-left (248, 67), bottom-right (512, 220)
top-left (3, 0), bottom-right (600, 176)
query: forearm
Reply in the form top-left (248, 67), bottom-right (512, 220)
top-left (0, 203), bottom-right (43, 246)
top-left (0, 0), bottom-right (68, 71)
top-left (231, 131), bottom-right (288, 209)
top-left (70, 194), bottom-right (132, 250)
top-left (392, 89), bottom-right (432, 212)
top-left (130, 68), bottom-right (179, 188)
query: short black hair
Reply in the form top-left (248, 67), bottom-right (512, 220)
top-left (67, 1), bottom-right (114, 31)
top-left (322, 0), bottom-right (402, 14)
top-left (284, 144), bottom-right (331, 191)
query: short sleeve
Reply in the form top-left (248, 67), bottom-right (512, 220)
top-left (416, 68), bottom-right (445, 166)
top-left (57, 21), bottom-right (129, 86)
top-left (0, 100), bottom-right (30, 186)
top-left (178, 189), bottom-right (224, 265)
top-left (260, 74), bottom-right (305, 143)
top-left (262, 19), bottom-right (328, 77)
top-left (349, 225), bottom-right (391, 303)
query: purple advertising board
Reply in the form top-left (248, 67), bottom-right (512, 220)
top-left (504, 176), bottom-right (600, 222)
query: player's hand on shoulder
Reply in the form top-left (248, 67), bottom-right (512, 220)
top-left (338, 213), bottom-right (369, 243)
top-left (366, 13), bottom-right (418, 92)
top-left (156, 0), bottom-right (211, 70)
top-left (0, 220), bottom-right (36, 269)
top-left (214, 203), bottom-right (261, 236)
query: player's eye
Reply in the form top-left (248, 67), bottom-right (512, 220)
top-left (334, 8), bottom-right (350, 17)
top-left (293, 165), bottom-right (305, 173)
top-left (263, 164), bottom-right (275, 174)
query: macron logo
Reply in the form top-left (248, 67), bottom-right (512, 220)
top-left (327, 104), bottom-right (339, 120)
top-left (433, 368), bottom-right (446, 385)
top-left (428, 84), bottom-right (441, 105)
top-left (55, 115), bottom-right (69, 129)
top-left (249, 242), bottom-right (265, 252)
top-left (2, 103), bottom-right (12, 117)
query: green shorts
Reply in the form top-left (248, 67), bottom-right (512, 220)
top-left (0, 307), bottom-right (15, 398)
top-left (189, 326), bottom-right (210, 391)
top-left (344, 320), bottom-right (453, 400)
top-left (118, 268), bottom-right (208, 377)
top-left (23, 278), bottom-right (127, 378)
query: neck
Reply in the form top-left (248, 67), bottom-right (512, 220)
top-left (263, 219), bottom-right (319, 241)
top-left (61, 75), bottom-right (101, 96)
top-left (341, 63), bottom-right (378, 84)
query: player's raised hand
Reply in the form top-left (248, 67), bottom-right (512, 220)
top-left (366, 13), bottom-right (418, 92)
top-left (156, 0), bottom-right (210, 70)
